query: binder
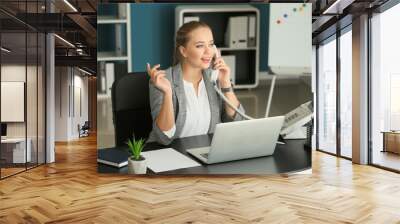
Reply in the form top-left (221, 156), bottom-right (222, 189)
top-left (248, 15), bottom-right (256, 47)
top-left (225, 16), bottom-right (248, 48)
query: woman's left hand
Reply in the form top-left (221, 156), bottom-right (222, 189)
top-left (213, 57), bottom-right (231, 88)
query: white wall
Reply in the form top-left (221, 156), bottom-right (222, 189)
top-left (55, 67), bottom-right (69, 141)
top-left (1, 65), bottom-right (36, 137)
top-left (1, 63), bottom-right (46, 164)
top-left (72, 71), bottom-right (89, 139)
top-left (1, 65), bottom-right (26, 81)
top-left (55, 67), bottom-right (89, 141)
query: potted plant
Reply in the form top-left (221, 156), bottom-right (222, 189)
top-left (126, 137), bottom-right (147, 174)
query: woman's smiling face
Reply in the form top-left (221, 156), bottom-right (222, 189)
top-left (179, 27), bottom-right (215, 70)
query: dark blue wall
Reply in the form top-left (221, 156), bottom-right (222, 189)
top-left (131, 3), bottom-right (269, 72)
top-left (253, 3), bottom-right (269, 72)
top-left (131, 4), bottom-right (176, 72)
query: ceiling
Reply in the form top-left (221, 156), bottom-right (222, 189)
top-left (1, 0), bottom-right (395, 75)
top-left (0, 0), bottom-right (97, 74)
top-left (310, 0), bottom-right (390, 43)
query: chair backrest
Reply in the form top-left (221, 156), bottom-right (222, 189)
top-left (82, 121), bottom-right (89, 129)
top-left (111, 72), bottom-right (152, 146)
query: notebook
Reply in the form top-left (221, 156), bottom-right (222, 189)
top-left (97, 148), bottom-right (130, 168)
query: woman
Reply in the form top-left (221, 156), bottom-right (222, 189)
top-left (147, 21), bottom-right (245, 145)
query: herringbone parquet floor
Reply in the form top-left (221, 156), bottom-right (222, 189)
top-left (1, 134), bottom-right (400, 223)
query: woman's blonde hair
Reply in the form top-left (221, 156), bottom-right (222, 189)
top-left (173, 21), bottom-right (211, 65)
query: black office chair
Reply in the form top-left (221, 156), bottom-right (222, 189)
top-left (111, 72), bottom-right (153, 146)
top-left (78, 121), bottom-right (90, 138)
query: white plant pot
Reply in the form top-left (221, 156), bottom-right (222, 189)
top-left (128, 157), bottom-right (147, 174)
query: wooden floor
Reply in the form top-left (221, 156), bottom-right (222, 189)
top-left (373, 150), bottom-right (400, 171)
top-left (1, 163), bottom-right (45, 178)
top-left (1, 167), bottom-right (26, 178)
top-left (1, 134), bottom-right (400, 223)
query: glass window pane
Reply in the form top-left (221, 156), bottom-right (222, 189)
top-left (38, 33), bottom-right (45, 165)
top-left (1, 31), bottom-right (28, 177)
top-left (371, 3), bottom-right (400, 171)
top-left (318, 37), bottom-right (337, 154)
top-left (27, 31), bottom-right (38, 169)
top-left (340, 29), bottom-right (352, 158)
top-left (1, 0), bottom-right (46, 179)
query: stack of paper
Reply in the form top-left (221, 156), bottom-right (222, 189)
top-left (141, 148), bottom-right (201, 173)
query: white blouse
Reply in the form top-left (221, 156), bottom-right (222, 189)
top-left (163, 78), bottom-right (211, 138)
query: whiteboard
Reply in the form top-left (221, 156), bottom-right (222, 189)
top-left (1, 82), bottom-right (25, 122)
top-left (268, 3), bottom-right (312, 75)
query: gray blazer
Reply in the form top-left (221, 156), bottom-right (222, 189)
top-left (147, 63), bottom-right (245, 145)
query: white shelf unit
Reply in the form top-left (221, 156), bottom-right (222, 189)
top-left (176, 5), bottom-right (260, 89)
top-left (97, 3), bottom-right (132, 72)
top-left (97, 19), bottom-right (128, 24)
top-left (97, 52), bottom-right (128, 62)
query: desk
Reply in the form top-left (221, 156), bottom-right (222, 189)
top-left (98, 134), bottom-right (311, 175)
top-left (382, 131), bottom-right (400, 154)
top-left (1, 138), bottom-right (31, 164)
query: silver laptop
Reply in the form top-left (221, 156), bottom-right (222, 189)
top-left (186, 116), bottom-right (285, 164)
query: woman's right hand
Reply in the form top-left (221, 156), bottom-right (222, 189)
top-left (146, 63), bottom-right (172, 94)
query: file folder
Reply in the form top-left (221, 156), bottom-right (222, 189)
top-left (248, 15), bottom-right (256, 47)
top-left (225, 16), bottom-right (248, 48)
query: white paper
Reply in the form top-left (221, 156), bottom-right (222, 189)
top-left (141, 148), bottom-right (201, 173)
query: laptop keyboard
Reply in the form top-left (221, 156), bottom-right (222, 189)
top-left (200, 153), bottom-right (209, 159)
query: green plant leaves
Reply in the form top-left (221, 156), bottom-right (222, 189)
top-left (126, 137), bottom-right (146, 161)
